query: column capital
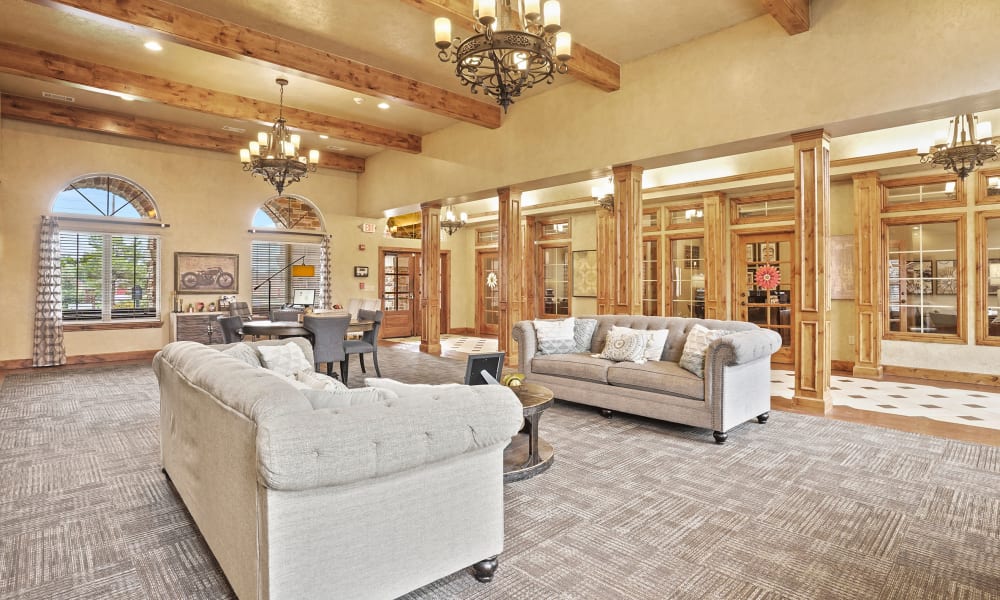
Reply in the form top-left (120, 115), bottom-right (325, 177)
top-left (790, 129), bottom-right (830, 143)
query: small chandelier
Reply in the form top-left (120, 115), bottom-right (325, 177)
top-left (918, 113), bottom-right (997, 179)
top-left (440, 209), bottom-right (468, 236)
top-left (434, 0), bottom-right (572, 113)
top-left (592, 178), bottom-right (614, 211)
top-left (240, 78), bottom-right (319, 195)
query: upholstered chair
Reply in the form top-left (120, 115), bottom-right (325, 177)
top-left (303, 315), bottom-right (351, 378)
top-left (228, 301), bottom-right (253, 322)
top-left (271, 309), bottom-right (302, 322)
top-left (217, 315), bottom-right (245, 344)
top-left (342, 309), bottom-right (383, 382)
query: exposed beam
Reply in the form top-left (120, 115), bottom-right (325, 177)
top-left (0, 95), bottom-right (366, 173)
top-left (399, 0), bottom-right (621, 92)
top-left (30, 0), bottom-right (502, 129)
top-left (0, 41), bottom-right (420, 154)
top-left (761, 0), bottom-right (810, 35)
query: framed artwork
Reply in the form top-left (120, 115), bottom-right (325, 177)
top-left (829, 235), bottom-right (855, 300)
top-left (354, 266), bottom-right (369, 278)
top-left (572, 250), bottom-right (598, 297)
top-left (934, 260), bottom-right (956, 295)
top-left (904, 260), bottom-right (933, 295)
top-left (989, 259), bottom-right (1000, 293)
top-left (175, 252), bottom-right (238, 293)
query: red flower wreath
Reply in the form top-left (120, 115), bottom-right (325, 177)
top-left (754, 264), bottom-right (781, 290)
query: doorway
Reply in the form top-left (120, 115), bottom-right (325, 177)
top-left (477, 251), bottom-right (500, 336)
top-left (379, 249), bottom-right (450, 339)
top-left (735, 231), bottom-right (794, 364)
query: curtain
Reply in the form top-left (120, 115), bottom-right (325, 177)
top-left (319, 234), bottom-right (332, 309)
top-left (33, 216), bottom-right (66, 367)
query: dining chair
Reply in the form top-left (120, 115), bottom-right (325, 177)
top-left (228, 301), bottom-right (254, 322)
top-left (343, 309), bottom-right (383, 382)
top-left (217, 315), bottom-right (245, 344)
top-left (303, 315), bottom-right (351, 378)
top-left (271, 309), bottom-right (302, 322)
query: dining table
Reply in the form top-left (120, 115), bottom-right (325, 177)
top-left (241, 318), bottom-right (373, 340)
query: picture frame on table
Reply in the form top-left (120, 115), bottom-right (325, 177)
top-left (934, 260), bottom-right (957, 295)
top-left (175, 252), bottom-right (238, 293)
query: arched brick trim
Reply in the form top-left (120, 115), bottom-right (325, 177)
top-left (55, 174), bottom-right (159, 219)
top-left (260, 195), bottom-right (325, 231)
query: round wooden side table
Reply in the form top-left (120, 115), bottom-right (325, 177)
top-left (503, 382), bottom-right (555, 483)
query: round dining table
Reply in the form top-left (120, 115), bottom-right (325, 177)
top-left (241, 319), bottom-right (373, 339)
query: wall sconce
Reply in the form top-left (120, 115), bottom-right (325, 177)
top-left (592, 178), bottom-right (614, 211)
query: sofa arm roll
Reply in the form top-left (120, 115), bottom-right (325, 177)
top-left (709, 328), bottom-right (782, 367)
top-left (256, 387), bottom-right (524, 491)
top-left (512, 320), bottom-right (537, 374)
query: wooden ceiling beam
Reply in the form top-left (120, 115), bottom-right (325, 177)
top-left (761, 0), bottom-right (810, 35)
top-left (29, 0), bottom-right (502, 129)
top-left (0, 41), bottom-right (420, 154)
top-left (398, 0), bottom-right (621, 92)
top-left (0, 94), bottom-right (366, 173)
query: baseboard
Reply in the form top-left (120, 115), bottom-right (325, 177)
top-left (883, 365), bottom-right (1000, 387)
top-left (771, 395), bottom-right (830, 415)
top-left (830, 360), bottom-right (854, 373)
top-left (448, 327), bottom-right (476, 335)
top-left (0, 349), bottom-right (158, 371)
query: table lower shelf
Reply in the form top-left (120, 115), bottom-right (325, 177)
top-left (503, 433), bottom-right (554, 483)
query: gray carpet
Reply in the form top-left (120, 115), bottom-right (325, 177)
top-left (1, 344), bottom-right (998, 599)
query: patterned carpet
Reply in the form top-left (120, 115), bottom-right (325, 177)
top-left (1, 345), bottom-right (999, 599)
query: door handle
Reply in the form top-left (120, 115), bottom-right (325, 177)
top-left (740, 302), bottom-right (747, 306)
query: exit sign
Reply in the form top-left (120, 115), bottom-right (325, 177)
top-left (360, 223), bottom-right (377, 233)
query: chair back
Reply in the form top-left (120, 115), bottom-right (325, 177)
top-left (346, 298), bottom-right (363, 320)
top-left (303, 315), bottom-right (351, 364)
top-left (271, 309), bottom-right (301, 322)
top-left (357, 309), bottom-right (384, 344)
top-left (216, 315), bottom-right (244, 344)
top-left (229, 301), bottom-right (253, 322)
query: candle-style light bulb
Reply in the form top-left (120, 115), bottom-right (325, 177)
top-left (239, 148), bottom-right (251, 163)
top-left (308, 149), bottom-right (320, 164)
top-left (555, 31), bottom-right (571, 60)
top-left (543, 0), bottom-right (560, 32)
top-left (434, 17), bottom-right (452, 49)
top-left (249, 141), bottom-right (261, 156)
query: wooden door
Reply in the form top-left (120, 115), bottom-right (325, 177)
top-left (477, 251), bottom-right (500, 336)
top-left (381, 251), bottom-right (418, 338)
top-left (736, 232), bottom-right (794, 364)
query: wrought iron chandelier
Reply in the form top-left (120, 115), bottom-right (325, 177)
top-left (240, 78), bottom-right (319, 194)
top-left (918, 113), bottom-right (997, 179)
top-left (440, 209), bottom-right (468, 236)
top-left (434, 0), bottom-right (572, 113)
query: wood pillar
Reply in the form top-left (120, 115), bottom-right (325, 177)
top-left (702, 191), bottom-right (729, 320)
top-left (612, 164), bottom-right (644, 315)
top-left (596, 206), bottom-right (615, 314)
top-left (419, 203), bottom-right (442, 355)
top-left (498, 187), bottom-right (522, 364)
top-left (522, 215), bottom-right (537, 321)
top-left (792, 130), bottom-right (832, 412)
top-left (852, 172), bottom-right (883, 378)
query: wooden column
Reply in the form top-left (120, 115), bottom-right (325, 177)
top-left (522, 215), bottom-right (537, 321)
top-left (612, 164), bottom-right (644, 315)
top-left (702, 191), bottom-right (729, 320)
top-left (792, 130), bottom-right (832, 412)
top-left (852, 172), bottom-right (883, 377)
top-left (498, 187), bottom-right (522, 364)
top-left (596, 206), bottom-right (615, 314)
top-left (419, 203), bottom-right (442, 355)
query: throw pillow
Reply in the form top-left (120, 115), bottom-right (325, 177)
top-left (534, 317), bottom-right (577, 355)
top-left (365, 378), bottom-right (464, 397)
top-left (678, 324), bottom-right (730, 378)
top-left (301, 387), bottom-right (398, 411)
top-left (599, 328), bottom-right (650, 363)
top-left (221, 342), bottom-right (261, 368)
top-left (611, 326), bottom-right (669, 361)
top-left (573, 319), bottom-right (598, 353)
top-left (258, 341), bottom-right (313, 377)
top-left (293, 369), bottom-right (348, 391)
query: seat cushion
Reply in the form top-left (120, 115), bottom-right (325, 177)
top-left (531, 353), bottom-right (612, 383)
top-left (343, 340), bottom-right (374, 353)
top-left (607, 360), bottom-right (704, 400)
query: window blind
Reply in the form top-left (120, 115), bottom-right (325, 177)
top-left (60, 231), bottom-right (159, 321)
top-left (251, 240), bottom-right (323, 314)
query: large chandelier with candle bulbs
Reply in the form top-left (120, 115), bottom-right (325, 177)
top-left (240, 78), bottom-right (319, 195)
top-left (434, 0), bottom-right (572, 113)
top-left (918, 113), bottom-right (998, 179)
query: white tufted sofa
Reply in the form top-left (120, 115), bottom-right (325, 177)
top-left (153, 339), bottom-right (523, 600)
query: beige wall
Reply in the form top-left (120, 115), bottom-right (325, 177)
top-left (570, 211), bottom-right (598, 315)
top-left (829, 180), bottom-right (856, 363)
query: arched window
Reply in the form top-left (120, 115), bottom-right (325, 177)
top-left (250, 196), bottom-right (327, 314)
top-left (54, 175), bottom-right (161, 322)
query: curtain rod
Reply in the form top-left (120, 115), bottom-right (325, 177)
top-left (248, 228), bottom-right (330, 238)
top-left (56, 215), bottom-right (170, 228)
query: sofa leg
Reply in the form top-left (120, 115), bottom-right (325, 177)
top-left (472, 556), bottom-right (499, 583)
top-left (599, 409), bottom-right (613, 419)
top-left (713, 431), bottom-right (728, 444)
top-left (757, 412), bottom-right (770, 424)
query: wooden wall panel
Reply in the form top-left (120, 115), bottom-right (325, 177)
top-left (702, 191), bottom-right (728, 320)
top-left (498, 187), bottom-right (522, 364)
top-left (419, 203), bottom-right (442, 354)
top-left (852, 172), bottom-right (883, 377)
top-left (596, 207), bottom-right (615, 314)
top-left (612, 164), bottom-right (643, 315)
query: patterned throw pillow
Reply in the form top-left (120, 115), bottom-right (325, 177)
top-left (610, 326), bottom-right (669, 361)
top-left (573, 319), bottom-right (598, 353)
top-left (678, 324), bottom-right (730, 378)
top-left (221, 342), bottom-right (261, 368)
top-left (293, 369), bottom-right (348, 391)
top-left (599, 328), bottom-right (650, 363)
top-left (301, 387), bottom-right (398, 410)
top-left (258, 341), bottom-right (313, 376)
top-left (534, 318), bottom-right (578, 355)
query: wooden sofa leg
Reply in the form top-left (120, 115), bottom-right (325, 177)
top-left (713, 431), bottom-right (728, 444)
top-left (599, 409), bottom-right (613, 419)
top-left (757, 412), bottom-right (770, 424)
top-left (472, 556), bottom-right (499, 583)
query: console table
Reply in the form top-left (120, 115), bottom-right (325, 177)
top-left (170, 312), bottom-right (226, 344)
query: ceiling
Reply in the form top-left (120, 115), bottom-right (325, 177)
top-left (0, 0), bottom-right (770, 166)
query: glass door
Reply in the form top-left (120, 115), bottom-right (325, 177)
top-left (381, 251), bottom-right (417, 338)
top-left (477, 251), bottom-right (500, 336)
top-left (642, 237), bottom-right (660, 315)
top-left (736, 232), bottom-right (794, 364)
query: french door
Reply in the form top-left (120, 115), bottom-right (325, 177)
top-left (477, 251), bottom-right (500, 336)
top-left (735, 232), bottom-right (794, 364)
top-left (381, 251), bottom-right (419, 338)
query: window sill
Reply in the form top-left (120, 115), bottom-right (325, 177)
top-left (64, 321), bottom-right (163, 332)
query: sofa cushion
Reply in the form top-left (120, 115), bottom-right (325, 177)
top-left (679, 324), bottom-right (731, 378)
top-left (258, 341), bottom-right (313, 376)
top-left (365, 378), bottom-right (464, 396)
top-left (607, 360), bottom-right (704, 400)
top-left (300, 387), bottom-right (398, 410)
top-left (534, 318), bottom-right (577, 355)
top-left (532, 353), bottom-right (613, 383)
top-left (573, 318), bottom-right (598, 353)
top-left (294, 369), bottom-right (348, 391)
top-left (221, 342), bottom-right (262, 367)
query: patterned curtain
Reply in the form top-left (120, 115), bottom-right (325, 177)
top-left (33, 216), bottom-right (66, 367)
top-left (318, 234), bottom-right (332, 309)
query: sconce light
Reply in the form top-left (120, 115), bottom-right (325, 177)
top-left (592, 177), bottom-right (614, 211)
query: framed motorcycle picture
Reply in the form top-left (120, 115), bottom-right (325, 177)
top-left (175, 252), bottom-right (239, 293)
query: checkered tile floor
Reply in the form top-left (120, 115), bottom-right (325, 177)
top-left (771, 370), bottom-right (1000, 430)
top-left (386, 334), bottom-right (498, 355)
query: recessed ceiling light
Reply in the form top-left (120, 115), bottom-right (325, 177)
top-left (120, 94), bottom-right (136, 101)
top-left (42, 91), bottom-right (75, 103)
top-left (319, 134), bottom-right (329, 139)
top-left (144, 41), bottom-right (163, 52)
top-left (222, 125), bottom-right (246, 133)
top-left (377, 102), bottom-right (390, 110)
top-left (353, 97), bottom-right (364, 104)
top-left (326, 145), bottom-right (347, 152)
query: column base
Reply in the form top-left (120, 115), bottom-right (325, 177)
top-left (419, 342), bottom-right (442, 355)
top-left (852, 365), bottom-right (883, 378)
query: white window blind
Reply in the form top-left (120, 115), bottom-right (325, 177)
top-left (60, 231), bottom-right (160, 321)
top-left (251, 241), bottom-right (323, 314)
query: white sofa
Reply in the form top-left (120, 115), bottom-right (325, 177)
top-left (153, 338), bottom-right (523, 600)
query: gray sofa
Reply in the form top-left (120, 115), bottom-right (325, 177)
top-left (513, 316), bottom-right (781, 443)
top-left (153, 338), bottom-right (523, 600)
